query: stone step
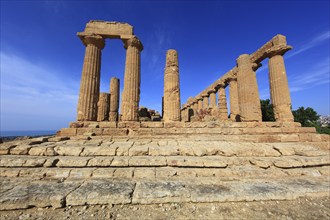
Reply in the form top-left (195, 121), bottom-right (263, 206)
top-left (1, 154), bottom-right (329, 169)
top-left (1, 176), bottom-right (328, 210)
top-left (1, 165), bottom-right (329, 180)
top-left (1, 139), bottom-right (327, 157)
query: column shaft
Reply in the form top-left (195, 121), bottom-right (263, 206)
top-left (121, 37), bottom-right (143, 121)
top-left (202, 96), bottom-right (208, 108)
top-left (229, 79), bottom-right (240, 121)
top-left (97, 92), bottom-right (110, 121)
top-left (163, 49), bottom-right (181, 122)
top-left (77, 35), bottom-right (104, 121)
top-left (237, 54), bottom-right (262, 122)
top-left (109, 77), bottom-right (120, 121)
top-left (218, 86), bottom-right (228, 120)
top-left (197, 99), bottom-right (203, 110)
top-left (209, 91), bottom-right (217, 108)
top-left (268, 54), bottom-right (294, 122)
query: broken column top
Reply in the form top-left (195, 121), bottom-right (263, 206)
top-left (166, 49), bottom-right (179, 67)
top-left (78, 20), bottom-right (134, 40)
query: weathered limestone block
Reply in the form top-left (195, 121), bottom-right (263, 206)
top-left (163, 49), bottom-right (181, 122)
top-left (236, 54), bottom-right (262, 122)
top-left (81, 20), bottom-right (134, 37)
top-left (129, 145), bottom-right (149, 156)
top-left (132, 181), bottom-right (191, 204)
top-left (57, 128), bottom-right (77, 137)
top-left (140, 121), bottom-right (164, 128)
top-left (56, 157), bottom-right (91, 167)
top-left (109, 77), bottom-right (120, 121)
top-left (0, 180), bottom-right (81, 210)
top-left (29, 146), bottom-right (58, 156)
top-left (77, 35), bottom-right (105, 121)
top-left (166, 156), bottom-right (204, 167)
top-left (54, 145), bottom-right (84, 156)
top-left (9, 145), bottom-right (32, 155)
top-left (92, 168), bottom-right (115, 178)
top-left (129, 156), bottom-right (166, 167)
top-left (98, 121), bottom-right (117, 128)
top-left (266, 35), bottom-right (294, 122)
top-left (80, 146), bottom-right (117, 156)
top-left (87, 157), bottom-right (114, 167)
top-left (149, 145), bottom-right (180, 156)
top-left (120, 36), bottom-right (143, 121)
top-left (113, 168), bottom-right (134, 178)
top-left (97, 92), bottom-right (110, 121)
top-left (66, 179), bottom-right (134, 206)
top-left (111, 156), bottom-right (129, 166)
top-left (134, 168), bottom-right (156, 179)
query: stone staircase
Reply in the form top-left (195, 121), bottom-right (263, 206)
top-left (0, 135), bottom-right (329, 210)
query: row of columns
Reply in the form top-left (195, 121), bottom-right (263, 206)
top-left (182, 35), bottom-right (293, 123)
top-left (76, 34), bottom-right (143, 122)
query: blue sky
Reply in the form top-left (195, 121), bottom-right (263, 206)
top-left (1, 0), bottom-right (329, 131)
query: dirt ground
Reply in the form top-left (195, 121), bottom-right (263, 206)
top-left (1, 196), bottom-right (329, 220)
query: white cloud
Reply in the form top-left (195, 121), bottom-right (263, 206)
top-left (286, 30), bottom-right (330, 58)
top-left (289, 57), bottom-right (330, 92)
top-left (0, 51), bottom-right (79, 130)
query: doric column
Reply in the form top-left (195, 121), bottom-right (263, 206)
top-left (197, 97), bottom-right (203, 110)
top-left (208, 90), bottom-right (217, 108)
top-left (163, 49), bottom-right (181, 122)
top-left (181, 104), bottom-right (189, 122)
top-left (97, 92), bottom-right (110, 121)
top-left (236, 54), bottom-right (262, 122)
top-left (218, 83), bottom-right (228, 121)
top-left (228, 77), bottom-right (240, 121)
top-left (202, 93), bottom-right (209, 108)
top-left (192, 98), bottom-right (198, 114)
top-left (266, 35), bottom-right (294, 122)
top-left (120, 36), bottom-right (143, 121)
top-left (77, 35), bottom-right (105, 121)
top-left (109, 77), bottom-right (120, 121)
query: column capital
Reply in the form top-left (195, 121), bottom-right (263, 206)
top-left (124, 36), bottom-right (143, 51)
top-left (207, 89), bottom-right (217, 94)
top-left (236, 54), bottom-right (261, 71)
top-left (226, 77), bottom-right (237, 83)
top-left (266, 45), bottom-right (292, 57)
top-left (196, 96), bottom-right (203, 101)
top-left (81, 34), bottom-right (105, 49)
top-left (201, 92), bottom-right (209, 97)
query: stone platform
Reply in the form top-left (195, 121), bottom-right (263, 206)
top-left (0, 134), bottom-right (329, 211)
top-left (58, 121), bottom-right (327, 143)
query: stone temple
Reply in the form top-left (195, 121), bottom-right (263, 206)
top-left (0, 20), bottom-right (329, 215)
top-left (58, 20), bottom-right (303, 137)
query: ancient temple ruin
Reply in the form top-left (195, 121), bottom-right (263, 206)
top-left (58, 20), bottom-right (303, 137)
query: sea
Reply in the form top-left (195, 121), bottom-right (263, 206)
top-left (0, 130), bottom-right (57, 137)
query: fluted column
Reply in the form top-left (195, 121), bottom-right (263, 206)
top-left (237, 54), bottom-right (262, 122)
top-left (218, 84), bottom-right (228, 121)
top-left (202, 93), bottom-right (209, 108)
top-left (181, 104), bottom-right (189, 122)
top-left (197, 98), bottom-right (203, 110)
top-left (97, 92), bottom-right (110, 121)
top-left (228, 78), bottom-right (240, 121)
top-left (163, 49), bottom-right (181, 122)
top-left (77, 35), bottom-right (105, 121)
top-left (109, 77), bottom-right (120, 121)
top-left (120, 36), bottom-right (143, 121)
top-left (266, 35), bottom-right (294, 122)
top-left (208, 90), bottom-right (217, 108)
